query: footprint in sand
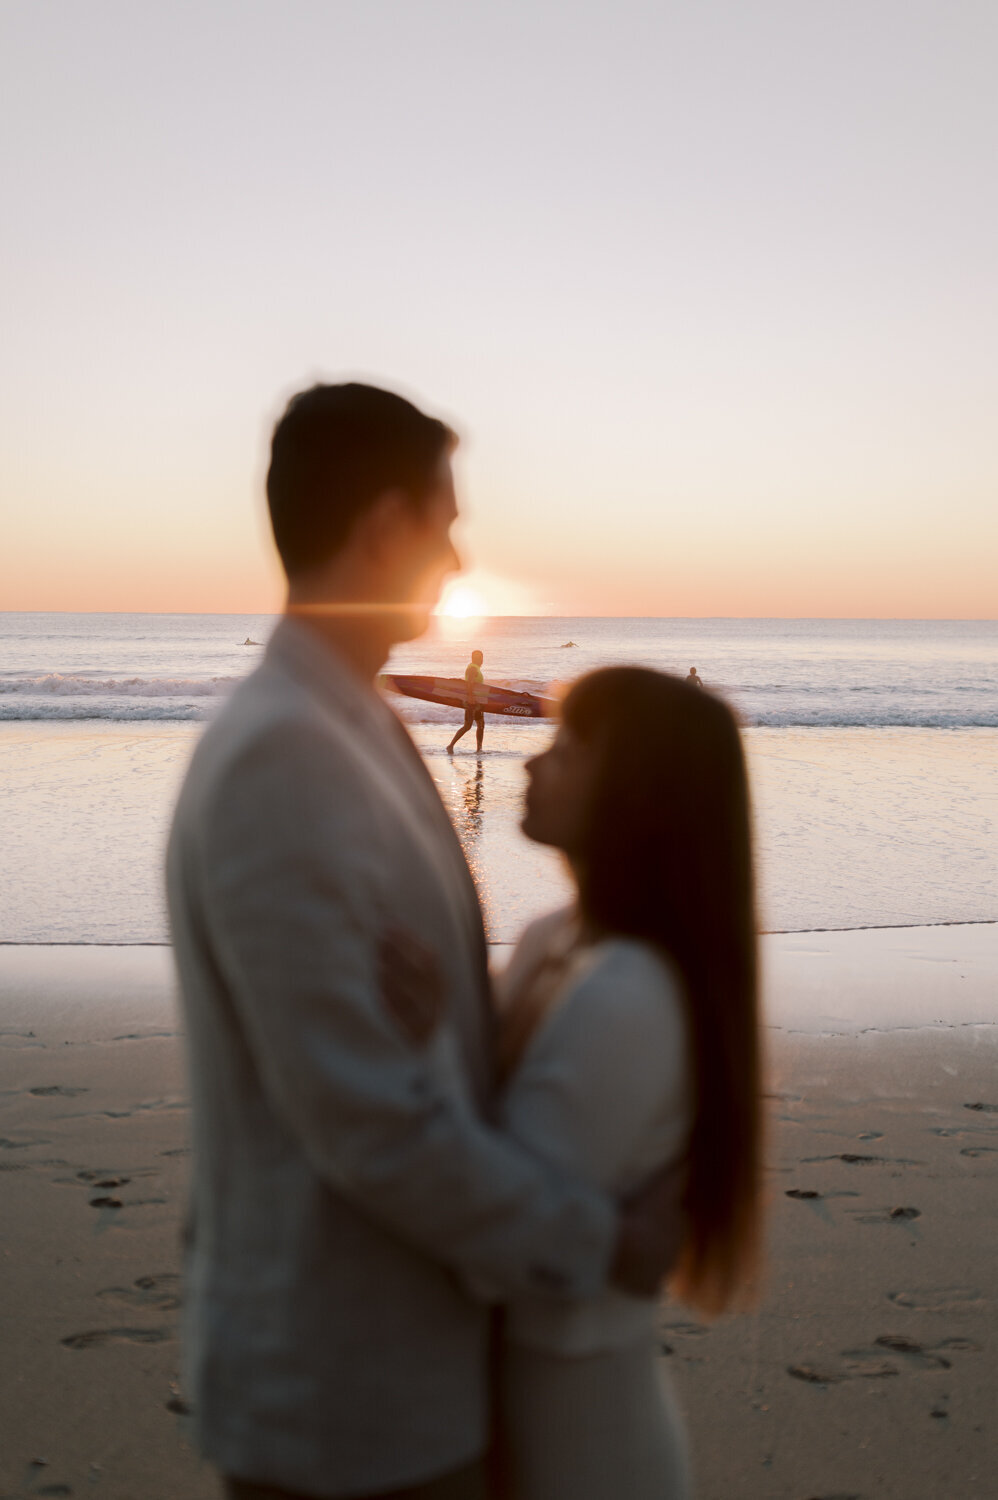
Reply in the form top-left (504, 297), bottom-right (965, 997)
top-left (789, 1356), bottom-right (901, 1384)
top-left (787, 1364), bottom-right (852, 1385)
top-left (62, 1167), bottom-right (158, 1187)
top-left (61, 1326), bottom-right (171, 1349)
top-left (112, 1030), bottom-right (178, 1041)
top-left (929, 1126), bottom-right (998, 1138)
top-left (851, 1205), bottom-right (921, 1224)
top-left (0, 1028), bottom-right (42, 1050)
top-left (659, 1321), bottom-right (710, 1356)
top-left (802, 1152), bottom-right (923, 1167)
top-left (867, 1335), bottom-right (950, 1370)
top-left (964, 1102), bottom-right (998, 1114)
top-left (888, 1287), bottom-right (985, 1313)
top-left (784, 1189), bottom-right (860, 1225)
top-left (98, 1274), bottom-right (182, 1311)
top-left (29, 1085), bottom-right (89, 1098)
top-left (789, 1332), bottom-right (971, 1386)
top-left (960, 1145), bottom-right (998, 1158)
top-left (78, 1171), bottom-right (131, 1188)
top-left (0, 1135), bottom-right (51, 1150)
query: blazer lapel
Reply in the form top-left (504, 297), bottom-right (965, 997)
top-left (265, 619), bottom-right (496, 1103)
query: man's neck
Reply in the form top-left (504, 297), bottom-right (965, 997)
top-left (284, 599), bottom-right (395, 686)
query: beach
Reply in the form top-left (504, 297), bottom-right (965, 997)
top-left (2, 929), bottom-right (997, 1500)
top-left (2, 613), bottom-right (996, 1497)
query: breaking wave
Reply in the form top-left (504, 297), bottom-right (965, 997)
top-left (1, 672), bottom-right (996, 728)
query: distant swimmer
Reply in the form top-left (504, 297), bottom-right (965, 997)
top-left (687, 666), bottom-right (703, 688)
top-left (447, 649), bottom-right (486, 754)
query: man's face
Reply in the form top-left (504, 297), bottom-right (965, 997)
top-left (384, 455), bottom-right (461, 639)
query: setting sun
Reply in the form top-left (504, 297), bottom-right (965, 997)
top-left (436, 583), bottom-right (487, 619)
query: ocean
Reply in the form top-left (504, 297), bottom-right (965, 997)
top-left (1, 613), bottom-right (995, 943)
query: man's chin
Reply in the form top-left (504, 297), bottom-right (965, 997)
top-left (394, 604), bottom-right (433, 642)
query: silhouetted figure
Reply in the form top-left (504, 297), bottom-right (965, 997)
top-left (447, 649), bottom-right (485, 753)
top-left (687, 666), bottom-right (703, 688)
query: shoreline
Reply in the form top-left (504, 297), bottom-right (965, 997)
top-left (3, 914), bottom-right (996, 945)
top-left (3, 924), bottom-right (996, 1036)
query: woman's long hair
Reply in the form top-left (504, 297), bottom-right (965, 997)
top-left (561, 667), bottom-right (761, 1316)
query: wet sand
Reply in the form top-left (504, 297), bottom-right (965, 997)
top-left (1, 930), bottom-right (996, 1499)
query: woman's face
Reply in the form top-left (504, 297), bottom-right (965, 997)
top-left (522, 723), bottom-right (601, 856)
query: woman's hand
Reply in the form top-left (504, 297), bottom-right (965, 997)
top-left (378, 927), bottom-right (446, 1046)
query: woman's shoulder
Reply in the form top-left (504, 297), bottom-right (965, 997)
top-left (499, 904), bottom-right (576, 982)
top-left (564, 936), bottom-right (686, 1044)
top-left (586, 933), bottom-right (682, 997)
top-left (514, 904), bottom-right (577, 953)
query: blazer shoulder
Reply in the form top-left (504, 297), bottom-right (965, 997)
top-left (189, 661), bottom-right (363, 782)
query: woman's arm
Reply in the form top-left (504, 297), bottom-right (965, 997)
top-left (501, 943), bottom-right (690, 1192)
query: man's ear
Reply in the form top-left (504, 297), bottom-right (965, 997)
top-left (353, 489), bottom-right (412, 565)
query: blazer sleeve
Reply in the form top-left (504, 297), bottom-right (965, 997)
top-left (500, 945), bottom-right (689, 1191)
top-left (198, 722), bottom-right (615, 1301)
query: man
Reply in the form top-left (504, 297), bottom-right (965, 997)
top-left (167, 383), bottom-right (680, 1500)
top-left (446, 649), bottom-right (485, 754)
top-left (687, 666), bottom-right (703, 688)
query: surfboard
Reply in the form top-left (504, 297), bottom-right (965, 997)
top-left (381, 674), bottom-right (559, 719)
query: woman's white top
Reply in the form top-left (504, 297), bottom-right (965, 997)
top-left (497, 907), bottom-right (691, 1355)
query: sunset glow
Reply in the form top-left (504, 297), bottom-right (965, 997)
top-left (436, 584), bottom-right (487, 620)
top-left (1, 5), bottom-right (994, 619)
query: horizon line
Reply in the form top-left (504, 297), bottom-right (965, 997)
top-left (2, 610), bottom-right (996, 623)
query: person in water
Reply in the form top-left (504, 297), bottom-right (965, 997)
top-left (448, 649), bottom-right (486, 754)
top-left (687, 666), bottom-right (703, 688)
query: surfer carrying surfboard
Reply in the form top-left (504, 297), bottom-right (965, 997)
top-left (447, 649), bottom-right (486, 754)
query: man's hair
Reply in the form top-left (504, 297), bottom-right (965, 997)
top-left (266, 382), bottom-right (456, 578)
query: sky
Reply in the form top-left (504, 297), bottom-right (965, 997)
top-left (1, 0), bottom-right (996, 617)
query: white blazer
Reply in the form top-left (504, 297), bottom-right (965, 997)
top-left (166, 618), bottom-right (614, 1497)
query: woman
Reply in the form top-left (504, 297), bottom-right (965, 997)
top-left (387, 666), bottom-right (761, 1499)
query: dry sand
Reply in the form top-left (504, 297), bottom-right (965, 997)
top-left (1, 930), bottom-right (996, 1500)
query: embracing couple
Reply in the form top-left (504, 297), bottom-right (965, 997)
top-left (167, 383), bottom-right (762, 1500)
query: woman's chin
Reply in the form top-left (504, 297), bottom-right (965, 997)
top-left (520, 812), bottom-right (556, 849)
top-left (520, 812), bottom-right (541, 845)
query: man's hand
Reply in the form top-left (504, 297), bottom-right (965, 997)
top-left (609, 1157), bottom-right (688, 1298)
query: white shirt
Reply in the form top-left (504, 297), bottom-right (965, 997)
top-left (498, 908), bottom-right (692, 1354)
